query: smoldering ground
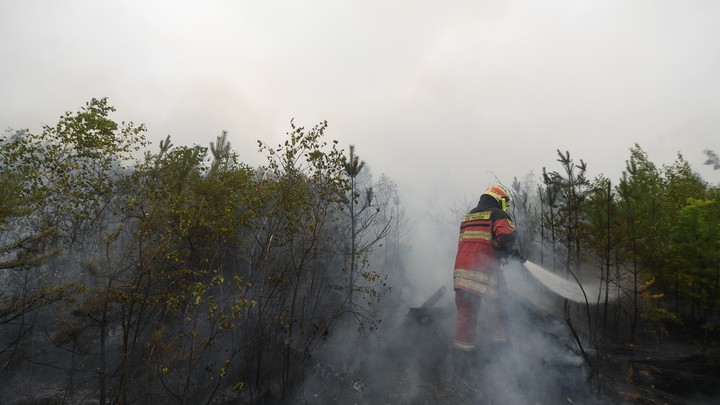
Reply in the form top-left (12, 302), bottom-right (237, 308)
top-left (296, 260), bottom-right (605, 404)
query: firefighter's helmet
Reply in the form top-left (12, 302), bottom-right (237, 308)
top-left (483, 183), bottom-right (511, 211)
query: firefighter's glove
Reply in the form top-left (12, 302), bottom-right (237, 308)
top-left (511, 249), bottom-right (527, 263)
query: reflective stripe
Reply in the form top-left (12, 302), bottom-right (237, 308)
top-left (454, 268), bottom-right (497, 295)
top-left (484, 184), bottom-right (510, 203)
top-left (460, 230), bottom-right (491, 240)
top-left (453, 339), bottom-right (476, 351)
top-left (455, 279), bottom-right (489, 294)
top-left (464, 211), bottom-right (491, 221)
top-left (455, 268), bottom-right (491, 284)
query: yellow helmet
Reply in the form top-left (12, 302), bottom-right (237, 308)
top-left (483, 183), bottom-right (511, 211)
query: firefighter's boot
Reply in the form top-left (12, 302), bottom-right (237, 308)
top-left (452, 348), bottom-right (477, 380)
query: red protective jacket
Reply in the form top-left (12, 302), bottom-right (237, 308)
top-left (453, 196), bottom-right (516, 295)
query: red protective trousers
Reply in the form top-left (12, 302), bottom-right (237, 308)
top-left (453, 289), bottom-right (506, 351)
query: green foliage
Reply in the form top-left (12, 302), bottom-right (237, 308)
top-left (6, 96), bottom-right (720, 402)
top-left (0, 99), bottom-right (404, 403)
top-left (1, 98), bottom-right (148, 245)
top-left (5, 95), bottom-right (720, 403)
top-left (533, 143), bottom-right (720, 343)
top-left (0, 167), bottom-right (58, 269)
top-left (668, 197), bottom-right (720, 319)
top-left (541, 150), bottom-right (591, 274)
top-left (617, 145), bottom-right (668, 274)
top-left (583, 175), bottom-right (623, 332)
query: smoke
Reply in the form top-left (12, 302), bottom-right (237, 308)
top-left (294, 193), bottom-right (602, 403)
top-left (465, 261), bottom-right (593, 404)
top-left (296, 256), bottom-right (600, 404)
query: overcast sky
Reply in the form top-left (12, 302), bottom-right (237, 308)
top-left (2, 0), bottom-right (720, 289)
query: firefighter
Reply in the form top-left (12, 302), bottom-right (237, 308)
top-left (452, 182), bottom-right (517, 373)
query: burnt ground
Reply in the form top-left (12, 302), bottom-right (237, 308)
top-left (298, 291), bottom-right (720, 405)
top-left (591, 342), bottom-right (720, 405)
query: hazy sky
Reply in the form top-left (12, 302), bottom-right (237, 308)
top-left (2, 1), bottom-right (720, 290)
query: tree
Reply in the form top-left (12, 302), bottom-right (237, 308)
top-left (1, 98), bottom-right (147, 249)
top-left (510, 174), bottom-right (539, 260)
top-left (340, 146), bottom-right (393, 323)
top-left (661, 154), bottom-right (708, 316)
top-left (0, 99), bottom-right (148, 403)
top-left (0, 100), bottom-right (405, 403)
top-left (670, 197), bottom-right (720, 331)
top-left (616, 144), bottom-right (669, 341)
top-left (120, 139), bottom-right (258, 403)
top-left (254, 120), bottom-right (356, 398)
top-left (541, 150), bottom-right (591, 276)
top-left (343, 144), bottom-right (365, 308)
top-left (583, 176), bottom-right (624, 336)
top-left (0, 162), bottom-right (71, 364)
top-left (0, 144), bottom-right (58, 270)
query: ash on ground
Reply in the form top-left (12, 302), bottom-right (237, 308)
top-left (298, 282), bottom-right (720, 405)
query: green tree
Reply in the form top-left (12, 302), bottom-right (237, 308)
top-left (510, 174), bottom-right (539, 260)
top-left (1, 98), bottom-right (147, 249)
top-left (340, 146), bottom-right (393, 324)
top-left (64, 135), bottom-right (258, 404)
top-left (0, 148), bottom-right (58, 270)
top-left (542, 150), bottom-right (591, 276)
top-left (124, 141), bottom-right (256, 403)
top-left (0, 165), bottom-right (70, 366)
top-left (254, 120), bottom-right (354, 398)
top-left (0, 99), bottom-right (404, 404)
top-left (343, 144), bottom-right (365, 307)
top-left (0, 99), bottom-right (145, 402)
top-left (583, 176), bottom-right (624, 336)
top-left (617, 144), bottom-right (669, 341)
top-left (661, 154), bottom-right (709, 318)
top-left (670, 197), bottom-right (720, 333)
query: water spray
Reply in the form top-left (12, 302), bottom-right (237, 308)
top-left (521, 260), bottom-right (620, 304)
